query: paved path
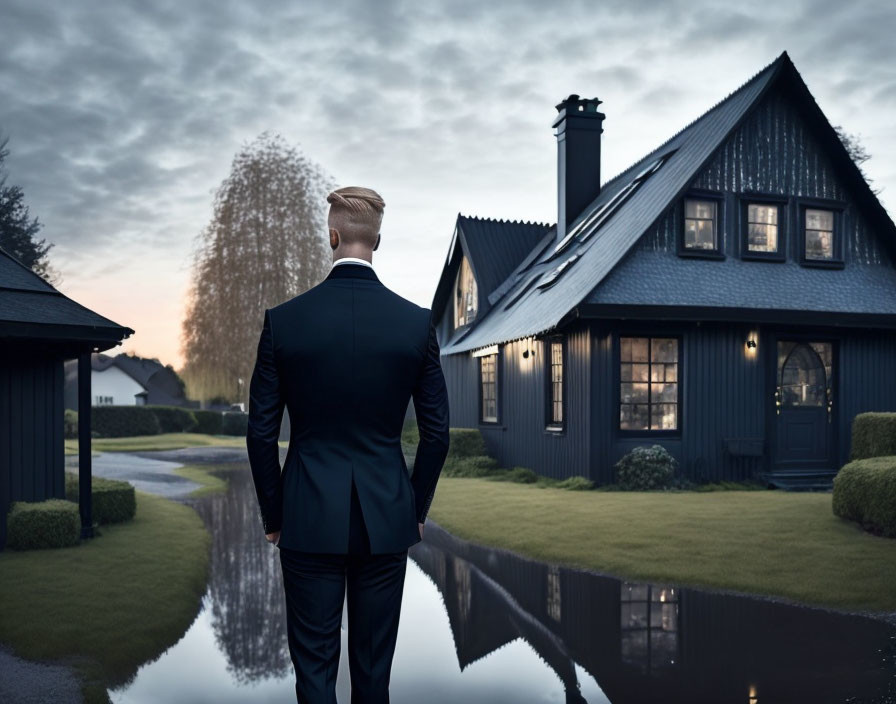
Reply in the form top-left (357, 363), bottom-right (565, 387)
top-left (0, 646), bottom-right (83, 704)
top-left (63, 445), bottom-right (251, 499)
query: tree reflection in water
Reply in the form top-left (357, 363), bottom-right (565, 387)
top-left (188, 467), bottom-right (292, 684)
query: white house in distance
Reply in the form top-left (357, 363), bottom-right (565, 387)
top-left (63, 353), bottom-right (191, 408)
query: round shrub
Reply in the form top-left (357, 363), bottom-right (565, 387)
top-left (833, 456), bottom-right (896, 537)
top-left (147, 405), bottom-right (198, 433)
top-left (92, 406), bottom-right (161, 438)
top-left (65, 473), bottom-right (136, 525)
top-left (6, 499), bottom-right (81, 550)
top-left (614, 444), bottom-right (678, 490)
top-left (222, 411), bottom-right (249, 436)
top-left (850, 412), bottom-right (896, 460)
top-left (194, 409), bottom-right (224, 435)
top-left (64, 409), bottom-right (79, 439)
top-left (556, 475), bottom-right (595, 490)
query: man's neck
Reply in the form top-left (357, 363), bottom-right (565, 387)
top-left (333, 256), bottom-right (373, 268)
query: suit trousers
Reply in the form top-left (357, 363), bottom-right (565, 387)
top-left (278, 480), bottom-right (409, 704)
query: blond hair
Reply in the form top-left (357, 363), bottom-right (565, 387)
top-left (327, 186), bottom-right (385, 247)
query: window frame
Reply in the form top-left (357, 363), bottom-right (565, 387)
top-left (615, 333), bottom-right (683, 437)
top-left (453, 254), bottom-right (479, 329)
top-left (797, 198), bottom-right (846, 269)
top-left (478, 350), bottom-right (501, 425)
top-left (738, 192), bottom-right (788, 262)
top-left (543, 334), bottom-right (566, 433)
top-left (677, 190), bottom-right (725, 259)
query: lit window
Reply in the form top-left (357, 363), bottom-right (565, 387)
top-left (620, 582), bottom-right (679, 672)
top-left (454, 255), bottom-right (478, 328)
top-left (480, 353), bottom-right (498, 423)
top-left (804, 208), bottom-right (834, 260)
top-left (683, 198), bottom-right (717, 250)
top-left (746, 203), bottom-right (779, 252)
top-left (546, 338), bottom-right (564, 428)
top-left (620, 336), bottom-right (679, 431)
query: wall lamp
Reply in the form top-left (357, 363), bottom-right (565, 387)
top-left (522, 336), bottom-right (537, 359)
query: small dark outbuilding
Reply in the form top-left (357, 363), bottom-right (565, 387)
top-left (432, 51), bottom-right (896, 489)
top-left (0, 246), bottom-right (134, 548)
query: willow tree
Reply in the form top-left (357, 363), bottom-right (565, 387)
top-left (181, 132), bottom-right (334, 405)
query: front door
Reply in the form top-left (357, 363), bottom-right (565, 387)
top-left (773, 339), bottom-right (835, 468)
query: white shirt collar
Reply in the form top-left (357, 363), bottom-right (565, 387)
top-left (332, 257), bottom-right (373, 269)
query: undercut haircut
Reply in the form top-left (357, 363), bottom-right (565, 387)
top-left (327, 186), bottom-right (385, 248)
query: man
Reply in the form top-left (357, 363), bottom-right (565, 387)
top-left (246, 185), bottom-right (450, 704)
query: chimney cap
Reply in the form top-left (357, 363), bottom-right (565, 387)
top-left (555, 94), bottom-right (603, 114)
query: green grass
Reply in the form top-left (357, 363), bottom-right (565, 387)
top-left (426, 477), bottom-right (896, 614)
top-left (0, 491), bottom-right (211, 703)
top-left (64, 432), bottom-right (281, 454)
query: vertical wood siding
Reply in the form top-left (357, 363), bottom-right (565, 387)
top-left (0, 346), bottom-right (66, 548)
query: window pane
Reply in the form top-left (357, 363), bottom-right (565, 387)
top-left (806, 208), bottom-right (833, 231)
top-left (685, 199), bottom-right (715, 219)
top-left (748, 203), bottom-right (778, 226)
top-left (651, 338), bottom-right (678, 363)
top-left (630, 338), bottom-right (648, 362)
top-left (651, 403), bottom-right (678, 430)
top-left (805, 229), bottom-right (833, 259)
top-left (747, 223), bottom-right (778, 252)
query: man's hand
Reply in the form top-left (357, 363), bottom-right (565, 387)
top-left (266, 531), bottom-right (281, 546)
top-left (418, 522), bottom-right (424, 539)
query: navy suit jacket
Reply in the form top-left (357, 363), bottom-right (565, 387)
top-left (246, 262), bottom-right (450, 554)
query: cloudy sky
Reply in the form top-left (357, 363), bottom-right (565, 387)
top-left (2, 0), bottom-right (895, 368)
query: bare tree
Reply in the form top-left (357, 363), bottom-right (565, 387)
top-left (180, 132), bottom-right (335, 405)
top-left (833, 124), bottom-right (882, 196)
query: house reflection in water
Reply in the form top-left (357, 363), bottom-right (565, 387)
top-left (411, 521), bottom-right (895, 704)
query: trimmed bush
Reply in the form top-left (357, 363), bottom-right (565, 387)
top-left (147, 405), bottom-right (197, 433)
top-left (64, 409), bottom-right (79, 439)
top-left (447, 428), bottom-right (487, 458)
top-left (443, 455), bottom-right (501, 478)
top-left (222, 411), bottom-right (249, 436)
top-left (193, 409), bottom-right (224, 435)
top-left (833, 456), bottom-right (896, 538)
top-left (6, 499), bottom-right (81, 550)
top-left (65, 473), bottom-right (136, 525)
top-left (850, 412), bottom-right (896, 460)
top-left (92, 406), bottom-right (161, 438)
top-left (614, 444), bottom-right (679, 490)
top-left (556, 476), bottom-right (595, 491)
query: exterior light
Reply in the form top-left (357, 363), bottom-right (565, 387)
top-left (746, 339), bottom-right (757, 349)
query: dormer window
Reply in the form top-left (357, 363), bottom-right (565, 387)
top-left (684, 198), bottom-right (717, 250)
top-left (454, 255), bottom-right (478, 328)
top-left (678, 191), bottom-right (724, 259)
top-left (739, 194), bottom-right (787, 261)
top-left (797, 199), bottom-right (845, 269)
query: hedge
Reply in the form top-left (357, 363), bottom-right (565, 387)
top-left (850, 412), bottom-right (896, 460)
top-left (832, 456), bottom-right (896, 537)
top-left (6, 499), bottom-right (81, 550)
top-left (193, 409), bottom-right (224, 435)
top-left (146, 405), bottom-right (197, 433)
top-left (65, 472), bottom-right (136, 525)
top-left (64, 409), bottom-right (78, 439)
top-left (91, 405), bottom-right (161, 438)
top-left (222, 411), bottom-right (249, 436)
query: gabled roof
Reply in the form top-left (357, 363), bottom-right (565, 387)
top-left (436, 50), bottom-right (896, 355)
top-left (431, 214), bottom-right (551, 326)
top-left (0, 244), bottom-right (134, 348)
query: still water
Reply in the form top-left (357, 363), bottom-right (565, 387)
top-left (109, 460), bottom-right (896, 704)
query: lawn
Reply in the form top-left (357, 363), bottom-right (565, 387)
top-left (64, 432), bottom-right (281, 454)
top-left (426, 477), bottom-right (896, 614)
top-left (0, 491), bottom-right (211, 703)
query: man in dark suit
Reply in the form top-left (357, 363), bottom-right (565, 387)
top-left (246, 185), bottom-right (450, 704)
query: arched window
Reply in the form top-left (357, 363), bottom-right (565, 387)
top-left (453, 256), bottom-right (478, 328)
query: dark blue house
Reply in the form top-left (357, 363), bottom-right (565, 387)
top-left (431, 51), bottom-right (896, 488)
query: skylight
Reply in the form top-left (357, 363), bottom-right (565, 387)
top-left (552, 150), bottom-right (675, 256)
top-left (537, 252), bottom-right (582, 289)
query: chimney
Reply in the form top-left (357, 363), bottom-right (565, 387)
top-left (552, 94), bottom-right (605, 244)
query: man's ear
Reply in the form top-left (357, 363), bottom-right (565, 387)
top-left (373, 233), bottom-right (381, 251)
top-left (329, 228), bottom-right (339, 250)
